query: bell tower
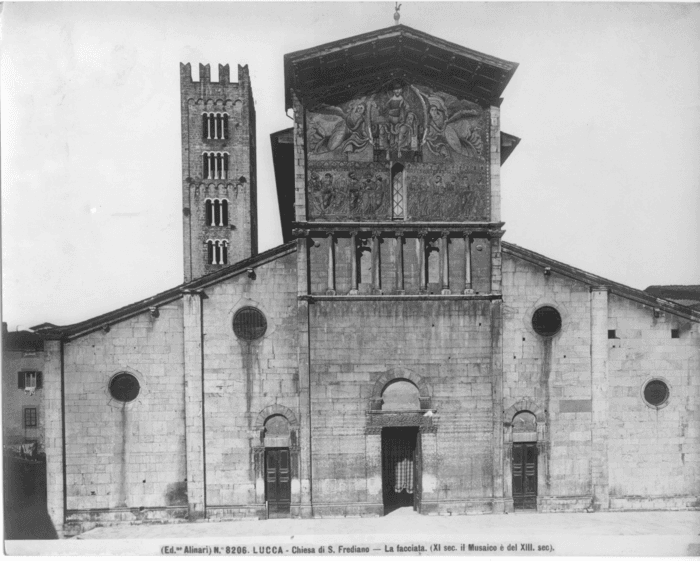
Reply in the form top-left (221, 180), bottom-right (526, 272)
top-left (180, 63), bottom-right (258, 282)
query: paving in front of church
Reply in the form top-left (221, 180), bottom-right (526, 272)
top-left (7, 510), bottom-right (699, 556)
top-left (65, 509), bottom-right (698, 556)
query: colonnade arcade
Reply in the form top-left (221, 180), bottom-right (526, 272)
top-left (293, 226), bottom-right (503, 296)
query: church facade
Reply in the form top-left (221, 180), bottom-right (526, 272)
top-left (38, 25), bottom-right (699, 537)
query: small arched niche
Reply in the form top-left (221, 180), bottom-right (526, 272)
top-left (263, 414), bottom-right (291, 447)
top-left (381, 379), bottom-right (421, 411)
top-left (512, 411), bottom-right (537, 442)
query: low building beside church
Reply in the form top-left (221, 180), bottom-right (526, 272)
top-left (35, 24), bottom-right (699, 537)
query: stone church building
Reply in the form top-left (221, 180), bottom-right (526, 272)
top-left (36, 25), bottom-right (699, 536)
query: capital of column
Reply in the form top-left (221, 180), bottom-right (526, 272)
top-left (371, 230), bottom-right (382, 239)
top-left (291, 228), bottom-right (309, 238)
top-left (325, 231), bottom-right (334, 239)
top-left (417, 229), bottom-right (428, 239)
top-left (440, 230), bottom-right (450, 239)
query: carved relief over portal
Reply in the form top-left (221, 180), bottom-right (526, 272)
top-left (306, 80), bottom-right (488, 164)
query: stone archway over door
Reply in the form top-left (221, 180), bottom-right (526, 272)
top-left (252, 405), bottom-right (300, 518)
top-left (503, 399), bottom-right (547, 513)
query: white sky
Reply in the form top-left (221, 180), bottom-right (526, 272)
top-left (2, 2), bottom-right (699, 330)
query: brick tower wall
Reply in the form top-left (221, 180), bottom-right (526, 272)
top-left (180, 63), bottom-right (258, 282)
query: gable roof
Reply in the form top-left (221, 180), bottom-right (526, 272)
top-left (36, 242), bottom-right (297, 341)
top-left (503, 242), bottom-right (700, 322)
top-left (284, 24), bottom-right (518, 109)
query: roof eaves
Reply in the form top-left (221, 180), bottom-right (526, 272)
top-left (502, 241), bottom-right (700, 322)
top-left (41, 242), bottom-right (298, 341)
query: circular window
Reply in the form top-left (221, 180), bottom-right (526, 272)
top-left (644, 379), bottom-right (669, 407)
top-left (233, 307), bottom-right (267, 341)
top-left (109, 373), bottom-right (140, 402)
top-left (532, 306), bottom-right (562, 336)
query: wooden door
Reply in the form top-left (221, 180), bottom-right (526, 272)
top-left (512, 442), bottom-right (537, 510)
top-left (265, 448), bottom-right (290, 518)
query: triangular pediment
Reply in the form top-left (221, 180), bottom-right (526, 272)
top-left (284, 24), bottom-right (518, 109)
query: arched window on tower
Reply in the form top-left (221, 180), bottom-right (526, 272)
top-left (391, 163), bottom-right (405, 219)
top-left (206, 239), bottom-right (228, 265)
top-left (206, 239), bottom-right (214, 264)
top-left (202, 112), bottom-right (230, 141)
top-left (205, 199), bottom-right (213, 225)
top-left (202, 152), bottom-right (230, 180)
top-left (203, 153), bottom-right (210, 179)
top-left (221, 199), bottom-right (229, 226)
top-left (205, 199), bottom-right (230, 226)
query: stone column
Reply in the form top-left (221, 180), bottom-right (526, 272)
top-left (418, 230), bottom-right (427, 293)
top-left (590, 286), bottom-right (610, 511)
top-left (463, 232), bottom-right (473, 294)
top-left (44, 339), bottom-right (64, 535)
top-left (395, 234), bottom-right (405, 295)
top-left (440, 231), bottom-right (450, 295)
top-left (325, 232), bottom-right (336, 295)
top-left (349, 230), bottom-right (359, 295)
top-left (183, 290), bottom-right (206, 519)
top-left (371, 230), bottom-right (381, 294)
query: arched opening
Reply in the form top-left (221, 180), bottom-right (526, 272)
top-left (223, 113), bottom-right (229, 140)
top-left (381, 379), bottom-right (420, 411)
top-left (205, 200), bottom-right (213, 226)
top-left (220, 240), bottom-right (228, 265)
top-left (221, 199), bottom-right (229, 226)
top-left (358, 243), bottom-right (372, 286)
top-left (213, 199), bottom-right (221, 226)
top-left (264, 415), bottom-right (290, 444)
top-left (263, 415), bottom-right (291, 518)
top-left (391, 163), bottom-right (405, 219)
top-left (206, 240), bottom-right (214, 264)
top-left (202, 153), bottom-right (210, 179)
top-left (427, 243), bottom-right (440, 285)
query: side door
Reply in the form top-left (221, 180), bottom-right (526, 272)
top-left (265, 448), bottom-right (291, 518)
top-left (512, 442), bottom-right (537, 509)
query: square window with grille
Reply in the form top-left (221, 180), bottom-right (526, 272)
top-left (17, 371), bottom-right (42, 390)
top-left (24, 408), bottom-right (37, 428)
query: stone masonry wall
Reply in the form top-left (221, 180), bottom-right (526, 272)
top-left (309, 299), bottom-right (496, 514)
top-left (202, 250), bottom-right (299, 513)
top-left (606, 294), bottom-right (700, 509)
top-left (502, 253), bottom-right (594, 504)
top-left (62, 302), bottom-right (186, 512)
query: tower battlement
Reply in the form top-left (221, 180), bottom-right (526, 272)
top-left (180, 63), bottom-right (250, 86)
